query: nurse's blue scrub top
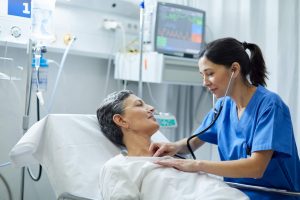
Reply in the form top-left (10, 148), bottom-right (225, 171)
top-left (195, 86), bottom-right (300, 200)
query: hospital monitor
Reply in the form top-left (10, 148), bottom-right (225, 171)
top-left (154, 2), bottom-right (206, 59)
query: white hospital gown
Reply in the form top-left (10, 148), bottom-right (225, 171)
top-left (99, 154), bottom-right (249, 200)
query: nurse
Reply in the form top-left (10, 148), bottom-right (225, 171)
top-left (151, 37), bottom-right (300, 199)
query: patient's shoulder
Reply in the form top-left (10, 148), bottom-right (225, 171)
top-left (104, 154), bottom-right (125, 166)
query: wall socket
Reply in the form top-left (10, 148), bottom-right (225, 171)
top-left (101, 18), bottom-right (138, 35)
top-left (124, 22), bottom-right (139, 34)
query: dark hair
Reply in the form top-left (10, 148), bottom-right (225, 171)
top-left (96, 90), bottom-right (133, 147)
top-left (200, 37), bottom-right (268, 87)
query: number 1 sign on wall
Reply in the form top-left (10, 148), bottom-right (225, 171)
top-left (8, 0), bottom-right (31, 18)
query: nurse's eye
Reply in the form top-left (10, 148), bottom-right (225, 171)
top-left (207, 72), bottom-right (214, 77)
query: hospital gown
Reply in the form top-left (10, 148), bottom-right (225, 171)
top-left (197, 85), bottom-right (300, 200)
top-left (99, 154), bottom-right (249, 200)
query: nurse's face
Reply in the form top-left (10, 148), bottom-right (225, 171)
top-left (121, 94), bottom-right (159, 135)
top-left (198, 56), bottom-right (232, 98)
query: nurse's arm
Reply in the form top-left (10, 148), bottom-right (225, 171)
top-left (197, 150), bottom-right (274, 178)
top-left (176, 136), bottom-right (205, 154)
top-left (155, 150), bottom-right (273, 179)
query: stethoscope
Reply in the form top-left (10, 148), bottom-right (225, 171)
top-left (187, 71), bottom-right (235, 160)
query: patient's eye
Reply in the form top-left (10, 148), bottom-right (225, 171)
top-left (135, 100), bottom-right (144, 106)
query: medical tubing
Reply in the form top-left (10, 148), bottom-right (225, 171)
top-left (2, 41), bottom-right (8, 73)
top-left (47, 36), bottom-right (76, 113)
top-left (0, 162), bottom-right (11, 168)
top-left (104, 32), bottom-right (117, 96)
top-left (118, 23), bottom-right (126, 53)
top-left (0, 173), bottom-right (13, 200)
top-left (47, 59), bottom-right (60, 68)
top-left (146, 82), bottom-right (159, 108)
top-left (104, 55), bottom-right (113, 96)
top-left (187, 104), bottom-right (224, 160)
top-left (26, 80), bottom-right (43, 182)
top-left (34, 53), bottom-right (41, 91)
top-left (27, 165), bottom-right (42, 181)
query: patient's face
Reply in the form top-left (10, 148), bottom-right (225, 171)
top-left (122, 94), bottom-right (159, 135)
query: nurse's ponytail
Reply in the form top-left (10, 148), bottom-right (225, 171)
top-left (243, 42), bottom-right (268, 87)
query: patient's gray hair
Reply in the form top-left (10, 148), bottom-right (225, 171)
top-left (96, 90), bottom-right (133, 147)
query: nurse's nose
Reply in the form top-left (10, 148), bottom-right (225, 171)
top-left (202, 75), bottom-right (211, 87)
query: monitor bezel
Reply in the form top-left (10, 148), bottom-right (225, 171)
top-left (154, 2), bottom-right (206, 59)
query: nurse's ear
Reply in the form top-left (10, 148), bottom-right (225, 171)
top-left (113, 114), bottom-right (128, 129)
top-left (231, 62), bottom-right (241, 78)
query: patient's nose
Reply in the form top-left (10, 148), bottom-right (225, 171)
top-left (147, 104), bottom-right (155, 112)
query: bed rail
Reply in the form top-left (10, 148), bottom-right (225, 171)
top-left (226, 182), bottom-right (300, 197)
top-left (58, 193), bottom-right (93, 200)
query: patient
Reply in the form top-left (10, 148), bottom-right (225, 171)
top-left (96, 90), bottom-right (249, 200)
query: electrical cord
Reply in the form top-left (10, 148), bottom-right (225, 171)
top-left (0, 173), bottom-right (12, 200)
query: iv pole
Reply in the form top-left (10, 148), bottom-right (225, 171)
top-left (138, 0), bottom-right (145, 98)
top-left (20, 39), bottom-right (34, 200)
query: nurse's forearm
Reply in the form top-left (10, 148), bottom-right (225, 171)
top-left (176, 137), bottom-right (204, 154)
top-left (198, 151), bottom-right (273, 178)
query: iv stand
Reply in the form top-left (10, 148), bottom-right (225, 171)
top-left (20, 39), bottom-right (34, 200)
top-left (138, 0), bottom-right (145, 98)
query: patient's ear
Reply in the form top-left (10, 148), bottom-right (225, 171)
top-left (113, 114), bottom-right (127, 128)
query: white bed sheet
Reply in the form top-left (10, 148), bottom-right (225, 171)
top-left (9, 114), bottom-right (169, 199)
top-left (100, 154), bottom-right (249, 200)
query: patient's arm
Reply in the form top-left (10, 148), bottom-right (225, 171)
top-left (156, 150), bottom-right (273, 179)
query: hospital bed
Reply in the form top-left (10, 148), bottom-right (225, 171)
top-left (9, 114), bottom-right (170, 200)
top-left (9, 114), bottom-right (300, 199)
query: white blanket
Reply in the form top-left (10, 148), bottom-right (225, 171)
top-left (100, 155), bottom-right (249, 200)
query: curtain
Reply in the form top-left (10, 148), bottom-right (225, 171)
top-left (162, 85), bottom-right (212, 142)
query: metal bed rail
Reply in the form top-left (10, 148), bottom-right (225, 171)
top-left (226, 182), bottom-right (300, 197)
top-left (58, 193), bottom-right (93, 200)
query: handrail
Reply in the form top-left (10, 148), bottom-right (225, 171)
top-left (58, 193), bottom-right (93, 200)
top-left (226, 181), bottom-right (300, 196)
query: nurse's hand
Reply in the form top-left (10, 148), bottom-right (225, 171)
top-left (155, 159), bottom-right (201, 173)
top-left (149, 142), bottom-right (180, 157)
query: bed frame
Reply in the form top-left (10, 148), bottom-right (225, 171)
top-left (9, 114), bottom-right (300, 199)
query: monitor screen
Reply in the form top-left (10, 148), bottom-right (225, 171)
top-left (154, 3), bottom-right (205, 58)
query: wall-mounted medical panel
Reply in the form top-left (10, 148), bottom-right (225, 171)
top-left (0, 16), bottom-right (31, 45)
top-left (0, 0), bottom-right (31, 45)
top-left (163, 55), bottom-right (201, 85)
top-left (114, 52), bottom-right (201, 85)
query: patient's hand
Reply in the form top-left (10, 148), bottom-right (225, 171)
top-left (155, 159), bottom-right (202, 173)
top-left (149, 142), bottom-right (180, 157)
